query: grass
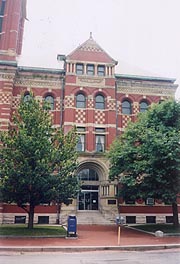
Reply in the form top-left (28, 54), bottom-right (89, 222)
top-left (0, 224), bottom-right (67, 236)
top-left (131, 224), bottom-right (180, 234)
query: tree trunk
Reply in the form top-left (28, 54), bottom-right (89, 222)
top-left (28, 204), bottom-right (35, 229)
top-left (172, 202), bottom-right (179, 227)
top-left (56, 202), bottom-right (61, 224)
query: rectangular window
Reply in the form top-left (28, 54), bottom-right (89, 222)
top-left (95, 135), bottom-right (105, 152)
top-left (76, 64), bottom-right (84, 75)
top-left (38, 216), bottom-right (49, 224)
top-left (146, 216), bottom-right (156, 224)
top-left (76, 127), bottom-right (85, 152)
top-left (87, 64), bottom-right (94, 75)
top-left (95, 128), bottom-right (105, 152)
top-left (166, 216), bottom-right (173, 223)
top-left (97, 65), bottom-right (105, 76)
top-left (126, 216), bottom-right (136, 224)
top-left (0, 0), bottom-right (6, 33)
top-left (15, 216), bottom-right (26, 224)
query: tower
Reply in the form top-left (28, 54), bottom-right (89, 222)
top-left (0, 0), bottom-right (27, 131)
top-left (0, 0), bottom-right (27, 61)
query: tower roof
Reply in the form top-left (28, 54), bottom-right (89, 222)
top-left (67, 33), bottom-right (117, 65)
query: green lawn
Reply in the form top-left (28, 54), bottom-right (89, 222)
top-left (0, 224), bottom-right (67, 236)
top-left (131, 224), bottom-right (180, 234)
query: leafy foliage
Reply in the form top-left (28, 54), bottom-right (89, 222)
top-left (0, 95), bottom-right (79, 228)
top-left (108, 100), bottom-right (180, 225)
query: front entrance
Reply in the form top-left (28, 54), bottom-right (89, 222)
top-left (78, 186), bottom-right (99, 210)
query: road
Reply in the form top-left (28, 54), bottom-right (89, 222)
top-left (1, 249), bottom-right (180, 264)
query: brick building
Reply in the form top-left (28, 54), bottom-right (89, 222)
top-left (0, 0), bottom-right (179, 225)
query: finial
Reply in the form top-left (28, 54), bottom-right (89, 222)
top-left (90, 32), bottom-right (93, 39)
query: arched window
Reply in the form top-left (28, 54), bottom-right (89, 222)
top-left (76, 93), bottom-right (86, 108)
top-left (95, 94), bottom-right (105, 109)
top-left (78, 169), bottom-right (99, 181)
top-left (45, 95), bottom-right (54, 110)
top-left (140, 101), bottom-right (148, 112)
top-left (122, 100), bottom-right (132, 115)
top-left (23, 93), bottom-right (31, 102)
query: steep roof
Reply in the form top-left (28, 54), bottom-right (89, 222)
top-left (67, 33), bottom-right (117, 64)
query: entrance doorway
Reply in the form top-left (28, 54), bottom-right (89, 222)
top-left (78, 186), bottom-right (99, 210)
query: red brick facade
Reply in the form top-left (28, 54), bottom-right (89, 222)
top-left (0, 1), bottom-right (179, 225)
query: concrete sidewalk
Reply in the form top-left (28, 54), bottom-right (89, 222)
top-left (0, 225), bottom-right (180, 252)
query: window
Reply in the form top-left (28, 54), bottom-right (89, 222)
top-left (38, 216), bottom-right (49, 224)
top-left (126, 216), bottom-right (136, 224)
top-left (97, 65), bottom-right (105, 76)
top-left (140, 101), bottom-right (148, 112)
top-left (122, 100), bottom-right (132, 115)
top-left (76, 93), bottom-right (86, 108)
top-left (95, 128), bottom-right (105, 152)
top-left (146, 216), bottom-right (156, 224)
top-left (78, 169), bottom-right (99, 181)
top-left (45, 95), bottom-right (54, 110)
top-left (76, 127), bottom-right (85, 152)
top-left (87, 64), bottom-right (94, 75)
top-left (15, 216), bottom-right (26, 224)
top-left (95, 135), bottom-right (105, 152)
top-left (76, 64), bottom-right (84, 75)
top-left (0, 0), bottom-right (6, 33)
top-left (166, 216), bottom-right (173, 223)
top-left (95, 94), bottom-right (105, 109)
top-left (23, 93), bottom-right (32, 102)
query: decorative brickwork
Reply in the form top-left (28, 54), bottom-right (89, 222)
top-left (64, 95), bottom-right (74, 108)
top-left (95, 110), bottom-right (105, 124)
top-left (75, 109), bottom-right (86, 123)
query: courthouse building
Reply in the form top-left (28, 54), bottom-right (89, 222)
top-left (0, 0), bottom-right (179, 225)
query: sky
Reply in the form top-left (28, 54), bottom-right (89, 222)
top-left (19, 0), bottom-right (180, 99)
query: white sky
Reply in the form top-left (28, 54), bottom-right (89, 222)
top-left (19, 0), bottom-right (180, 99)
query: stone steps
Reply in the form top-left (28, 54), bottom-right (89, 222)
top-left (76, 211), bottom-right (114, 225)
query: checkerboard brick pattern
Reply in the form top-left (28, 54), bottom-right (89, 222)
top-left (107, 98), bottom-right (116, 110)
top-left (0, 93), bottom-right (12, 104)
top-left (133, 102), bottom-right (139, 115)
top-left (88, 98), bottom-right (94, 108)
top-left (122, 115), bottom-right (131, 128)
top-left (12, 97), bottom-right (20, 108)
top-left (65, 96), bottom-right (74, 108)
top-left (75, 109), bottom-right (86, 123)
top-left (95, 110), bottom-right (105, 124)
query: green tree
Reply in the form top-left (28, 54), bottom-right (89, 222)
top-left (108, 100), bottom-right (180, 227)
top-left (0, 95), bottom-right (78, 228)
top-left (51, 128), bottom-right (79, 224)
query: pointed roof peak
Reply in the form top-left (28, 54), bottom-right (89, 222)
top-left (67, 35), bottom-right (117, 65)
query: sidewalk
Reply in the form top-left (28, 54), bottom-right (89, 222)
top-left (0, 225), bottom-right (180, 252)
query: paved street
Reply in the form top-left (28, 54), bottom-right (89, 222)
top-left (1, 249), bottom-right (180, 264)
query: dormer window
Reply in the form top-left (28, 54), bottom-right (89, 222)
top-left (87, 64), bottom-right (94, 75)
top-left (98, 65), bottom-right (105, 76)
top-left (76, 64), bottom-right (84, 75)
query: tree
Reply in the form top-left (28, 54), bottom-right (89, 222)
top-left (51, 128), bottom-right (79, 224)
top-left (108, 100), bottom-right (180, 227)
top-left (0, 95), bottom-right (78, 228)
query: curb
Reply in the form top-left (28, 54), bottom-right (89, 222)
top-left (0, 244), bottom-right (180, 252)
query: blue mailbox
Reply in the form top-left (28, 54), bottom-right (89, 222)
top-left (67, 215), bottom-right (77, 237)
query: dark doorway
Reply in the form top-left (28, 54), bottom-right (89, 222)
top-left (78, 186), bottom-right (99, 210)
